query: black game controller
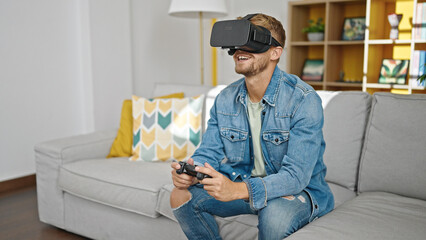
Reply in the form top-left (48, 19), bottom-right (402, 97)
top-left (176, 161), bottom-right (212, 180)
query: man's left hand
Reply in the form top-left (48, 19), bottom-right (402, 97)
top-left (196, 163), bottom-right (249, 202)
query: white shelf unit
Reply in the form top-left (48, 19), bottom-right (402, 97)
top-left (287, 0), bottom-right (426, 94)
top-left (362, 0), bottom-right (426, 93)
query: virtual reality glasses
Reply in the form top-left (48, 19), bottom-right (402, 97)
top-left (210, 14), bottom-right (282, 56)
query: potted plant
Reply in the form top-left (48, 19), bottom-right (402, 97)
top-left (302, 18), bottom-right (325, 41)
top-left (418, 66), bottom-right (426, 86)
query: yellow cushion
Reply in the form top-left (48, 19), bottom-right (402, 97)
top-left (107, 92), bottom-right (185, 158)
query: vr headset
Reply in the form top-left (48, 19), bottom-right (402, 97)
top-left (210, 14), bottom-right (282, 56)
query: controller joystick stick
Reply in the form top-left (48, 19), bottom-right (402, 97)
top-left (176, 161), bottom-right (212, 180)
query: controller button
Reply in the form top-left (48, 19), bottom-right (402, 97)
top-left (232, 172), bottom-right (236, 175)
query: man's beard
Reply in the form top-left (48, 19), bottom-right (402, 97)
top-left (235, 57), bottom-right (269, 77)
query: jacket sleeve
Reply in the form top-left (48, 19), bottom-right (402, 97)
top-left (191, 97), bottom-right (225, 170)
top-left (244, 91), bottom-right (324, 210)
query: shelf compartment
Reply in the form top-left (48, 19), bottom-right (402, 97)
top-left (327, 44), bottom-right (364, 83)
top-left (328, 0), bottom-right (366, 41)
top-left (288, 45), bottom-right (325, 77)
top-left (369, 0), bottom-right (413, 40)
top-left (366, 44), bottom-right (411, 84)
top-left (289, 1), bottom-right (326, 42)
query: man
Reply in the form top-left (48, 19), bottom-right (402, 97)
top-left (170, 13), bottom-right (334, 240)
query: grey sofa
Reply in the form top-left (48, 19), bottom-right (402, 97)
top-left (35, 84), bottom-right (426, 240)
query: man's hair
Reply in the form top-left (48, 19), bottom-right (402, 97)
top-left (239, 13), bottom-right (286, 49)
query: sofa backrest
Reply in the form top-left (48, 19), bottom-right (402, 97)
top-left (204, 85), bottom-right (227, 130)
top-left (317, 91), bottom-right (372, 191)
top-left (358, 93), bottom-right (426, 200)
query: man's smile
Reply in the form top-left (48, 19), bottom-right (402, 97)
top-left (234, 52), bottom-right (253, 63)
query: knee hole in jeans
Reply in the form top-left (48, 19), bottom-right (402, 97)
top-left (170, 188), bottom-right (192, 210)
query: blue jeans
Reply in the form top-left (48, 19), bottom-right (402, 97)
top-left (172, 185), bottom-right (312, 240)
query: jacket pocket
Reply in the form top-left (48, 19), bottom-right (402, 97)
top-left (263, 130), bottom-right (289, 163)
top-left (220, 127), bottom-right (247, 162)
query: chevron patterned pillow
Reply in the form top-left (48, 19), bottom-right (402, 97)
top-left (130, 94), bottom-right (204, 162)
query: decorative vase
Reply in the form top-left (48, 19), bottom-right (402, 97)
top-left (388, 13), bottom-right (403, 40)
top-left (307, 32), bottom-right (324, 41)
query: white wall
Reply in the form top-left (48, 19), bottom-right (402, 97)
top-left (0, 0), bottom-right (86, 181)
top-left (0, 0), bottom-right (133, 181)
top-left (131, 0), bottom-right (202, 97)
top-left (0, 0), bottom-right (289, 182)
top-left (88, 0), bottom-right (133, 131)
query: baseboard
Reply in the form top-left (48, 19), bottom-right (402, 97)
top-left (0, 174), bottom-right (36, 194)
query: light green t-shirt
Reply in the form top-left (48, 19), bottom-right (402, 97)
top-left (247, 98), bottom-right (267, 177)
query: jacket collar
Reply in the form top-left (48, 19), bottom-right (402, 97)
top-left (237, 66), bottom-right (281, 107)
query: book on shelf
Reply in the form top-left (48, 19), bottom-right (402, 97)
top-left (415, 3), bottom-right (426, 40)
top-left (411, 50), bottom-right (426, 87)
top-left (423, 3), bottom-right (426, 40)
top-left (415, 3), bottom-right (422, 39)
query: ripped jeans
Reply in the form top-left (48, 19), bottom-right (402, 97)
top-left (172, 185), bottom-right (312, 240)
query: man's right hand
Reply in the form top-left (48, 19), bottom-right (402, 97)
top-left (171, 158), bottom-right (198, 189)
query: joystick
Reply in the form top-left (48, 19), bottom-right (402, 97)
top-left (176, 161), bottom-right (212, 180)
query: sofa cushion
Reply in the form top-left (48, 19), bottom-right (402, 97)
top-left (215, 215), bottom-right (258, 240)
top-left (287, 192), bottom-right (426, 240)
top-left (107, 93), bottom-right (184, 158)
top-left (327, 182), bottom-right (356, 208)
top-left (156, 184), bottom-right (177, 222)
top-left (317, 91), bottom-right (371, 191)
top-left (58, 158), bottom-right (173, 218)
top-left (358, 93), bottom-right (426, 200)
top-left (131, 95), bottom-right (204, 161)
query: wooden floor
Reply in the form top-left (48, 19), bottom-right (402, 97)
top-left (0, 186), bottom-right (89, 240)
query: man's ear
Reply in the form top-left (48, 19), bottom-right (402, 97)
top-left (270, 47), bottom-right (283, 61)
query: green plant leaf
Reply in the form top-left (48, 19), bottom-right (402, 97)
top-left (419, 75), bottom-right (425, 84)
top-left (302, 17), bottom-right (325, 33)
top-left (418, 64), bottom-right (426, 85)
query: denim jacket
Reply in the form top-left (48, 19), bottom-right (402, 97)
top-left (192, 66), bottom-right (334, 221)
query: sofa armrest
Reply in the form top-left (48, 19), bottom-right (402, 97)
top-left (34, 129), bottom-right (117, 228)
top-left (35, 129), bottom-right (117, 164)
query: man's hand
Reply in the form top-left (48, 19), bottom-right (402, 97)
top-left (171, 158), bottom-right (198, 190)
top-left (197, 163), bottom-right (249, 202)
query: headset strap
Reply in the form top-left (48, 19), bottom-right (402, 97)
top-left (242, 13), bottom-right (259, 20)
top-left (242, 13), bottom-right (282, 47)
